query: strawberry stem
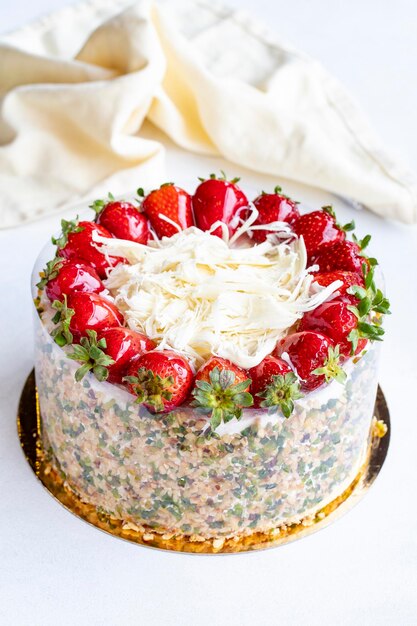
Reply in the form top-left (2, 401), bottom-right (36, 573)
top-left (199, 172), bottom-right (241, 185)
top-left (322, 205), bottom-right (336, 219)
top-left (257, 372), bottom-right (303, 418)
top-left (322, 205), bottom-right (355, 233)
top-left (90, 199), bottom-right (106, 215)
top-left (260, 185), bottom-right (297, 202)
top-left (52, 217), bottom-right (83, 249)
top-left (90, 192), bottom-right (115, 216)
top-left (312, 345), bottom-right (347, 384)
top-left (36, 257), bottom-right (64, 290)
top-left (124, 367), bottom-right (174, 412)
top-left (191, 367), bottom-right (253, 430)
top-left (50, 296), bottom-right (74, 346)
top-left (352, 232), bottom-right (372, 251)
top-left (67, 330), bottom-right (114, 382)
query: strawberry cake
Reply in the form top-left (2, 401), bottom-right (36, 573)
top-left (33, 175), bottom-right (389, 548)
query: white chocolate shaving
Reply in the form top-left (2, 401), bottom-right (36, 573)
top-left (97, 226), bottom-right (340, 370)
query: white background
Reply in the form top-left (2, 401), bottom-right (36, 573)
top-left (1, 1), bottom-right (417, 625)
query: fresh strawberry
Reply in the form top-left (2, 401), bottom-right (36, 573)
top-left (125, 349), bottom-right (193, 413)
top-left (248, 355), bottom-right (302, 416)
top-left (250, 186), bottom-right (300, 242)
top-left (312, 235), bottom-right (371, 274)
top-left (274, 331), bottom-right (346, 391)
top-left (298, 300), bottom-right (367, 357)
top-left (192, 173), bottom-right (248, 238)
top-left (303, 259), bottom-right (390, 356)
top-left (55, 219), bottom-right (124, 279)
top-left (293, 206), bottom-right (354, 257)
top-left (97, 327), bottom-right (156, 384)
top-left (50, 292), bottom-right (123, 346)
top-left (191, 356), bottom-right (253, 429)
top-left (141, 184), bottom-right (193, 238)
top-left (313, 270), bottom-right (364, 298)
top-left (91, 195), bottom-right (150, 244)
top-left (37, 258), bottom-right (104, 302)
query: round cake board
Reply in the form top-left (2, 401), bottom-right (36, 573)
top-left (17, 370), bottom-right (390, 555)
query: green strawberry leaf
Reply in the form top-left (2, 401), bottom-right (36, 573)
top-left (346, 264), bottom-right (391, 333)
top-left (357, 297), bottom-right (372, 317)
top-left (258, 372), bottom-right (303, 418)
top-left (74, 363), bottom-right (92, 382)
top-left (348, 329), bottom-right (359, 355)
top-left (50, 296), bottom-right (74, 346)
top-left (322, 205), bottom-right (336, 219)
top-left (342, 219), bottom-right (356, 232)
top-left (124, 367), bottom-right (174, 412)
top-left (36, 257), bottom-right (64, 290)
top-left (353, 233), bottom-right (371, 251)
top-left (90, 192), bottom-right (115, 216)
top-left (312, 345), bottom-right (347, 384)
top-left (349, 285), bottom-right (368, 300)
top-left (191, 367), bottom-right (253, 429)
top-left (51, 217), bottom-right (83, 249)
top-left (67, 330), bottom-right (114, 382)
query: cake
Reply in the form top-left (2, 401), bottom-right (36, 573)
top-left (33, 175), bottom-right (390, 549)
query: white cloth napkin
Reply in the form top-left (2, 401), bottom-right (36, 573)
top-left (0, 0), bottom-right (416, 228)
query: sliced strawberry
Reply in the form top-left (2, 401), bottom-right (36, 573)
top-left (55, 219), bottom-right (124, 279)
top-left (37, 258), bottom-right (105, 302)
top-left (141, 184), bottom-right (193, 238)
top-left (91, 195), bottom-right (150, 244)
top-left (274, 331), bottom-right (346, 391)
top-left (298, 300), bottom-right (367, 357)
top-left (293, 206), bottom-right (354, 258)
top-left (125, 350), bottom-right (193, 412)
top-left (312, 235), bottom-right (371, 274)
top-left (50, 292), bottom-right (123, 346)
top-left (248, 355), bottom-right (302, 416)
top-left (97, 327), bottom-right (156, 384)
top-left (191, 356), bottom-right (253, 429)
top-left (192, 173), bottom-right (248, 238)
top-left (250, 186), bottom-right (300, 242)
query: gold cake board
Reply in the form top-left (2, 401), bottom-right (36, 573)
top-left (17, 370), bottom-right (390, 554)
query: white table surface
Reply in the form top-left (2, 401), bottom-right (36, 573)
top-left (1, 2), bottom-right (417, 625)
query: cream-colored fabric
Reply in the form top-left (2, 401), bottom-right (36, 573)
top-left (0, 0), bottom-right (416, 228)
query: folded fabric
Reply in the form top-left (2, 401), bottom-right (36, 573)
top-left (0, 0), bottom-right (416, 228)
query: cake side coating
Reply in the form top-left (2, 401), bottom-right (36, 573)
top-left (35, 312), bottom-right (379, 540)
